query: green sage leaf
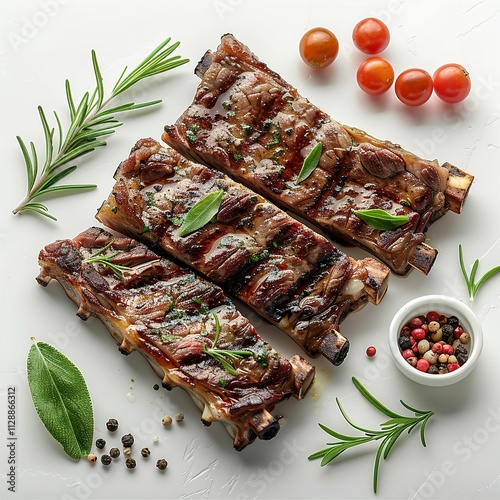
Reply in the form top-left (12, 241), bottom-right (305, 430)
top-left (354, 209), bottom-right (409, 231)
top-left (27, 339), bottom-right (93, 459)
top-left (295, 142), bottom-right (322, 184)
top-left (178, 189), bottom-right (224, 237)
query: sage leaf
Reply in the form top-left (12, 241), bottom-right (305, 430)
top-left (295, 142), bottom-right (322, 184)
top-left (354, 209), bottom-right (409, 231)
top-left (178, 189), bottom-right (224, 237)
top-left (27, 339), bottom-right (93, 459)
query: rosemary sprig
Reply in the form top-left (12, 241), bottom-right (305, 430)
top-left (203, 313), bottom-right (254, 375)
top-left (83, 241), bottom-right (131, 280)
top-left (459, 244), bottom-right (500, 302)
top-left (13, 37), bottom-right (189, 221)
top-left (309, 377), bottom-right (434, 493)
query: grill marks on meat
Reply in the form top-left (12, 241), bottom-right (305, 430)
top-left (163, 34), bottom-right (473, 275)
top-left (37, 227), bottom-right (315, 451)
top-left (96, 139), bottom-right (389, 365)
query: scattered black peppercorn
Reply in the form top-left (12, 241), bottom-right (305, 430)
top-left (121, 433), bottom-right (134, 447)
top-left (106, 418), bottom-right (119, 432)
top-left (101, 454), bottom-right (112, 466)
top-left (125, 458), bottom-right (136, 469)
top-left (109, 447), bottom-right (120, 459)
top-left (141, 447), bottom-right (151, 458)
top-left (95, 438), bottom-right (106, 449)
top-left (156, 458), bottom-right (168, 470)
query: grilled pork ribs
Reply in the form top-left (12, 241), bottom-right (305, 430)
top-left (163, 34), bottom-right (473, 275)
top-left (96, 139), bottom-right (390, 365)
top-left (37, 227), bottom-right (315, 451)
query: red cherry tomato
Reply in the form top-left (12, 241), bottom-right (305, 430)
top-left (356, 57), bottom-right (394, 96)
top-left (299, 27), bottom-right (339, 69)
top-left (433, 63), bottom-right (471, 103)
top-left (352, 18), bottom-right (390, 54)
top-left (395, 68), bottom-right (433, 106)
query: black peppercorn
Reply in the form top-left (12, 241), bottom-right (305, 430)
top-left (441, 324), bottom-right (454, 337)
top-left (398, 335), bottom-right (411, 350)
top-left (125, 458), bottom-right (136, 469)
top-left (106, 418), bottom-right (119, 432)
top-left (101, 454), bottom-right (112, 466)
top-left (141, 447), bottom-right (150, 458)
top-left (156, 458), bottom-right (168, 470)
top-left (109, 447), bottom-right (120, 459)
top-left (457, 353), bottom-right (469, 366)
top-left (448, 316), bottom-right (459, 329)
top-left (96, 438), bottom-right (106, 449)
top-left (121, 433), bottom-right (134, 447)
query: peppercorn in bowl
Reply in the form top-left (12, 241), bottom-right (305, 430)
top-left (389, 295), bottom-right (483, 387)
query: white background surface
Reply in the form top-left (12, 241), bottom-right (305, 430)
top-left (1, 1), bottom-right (499, 499)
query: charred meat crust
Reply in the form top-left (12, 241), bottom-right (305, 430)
top-left (37, 227), bottom-right (315, 451)
top-left (163, 34), bottom-right (473, 275)
top-left (96, 138), bottom-right (390, 365)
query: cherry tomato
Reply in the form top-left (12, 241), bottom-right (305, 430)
top-left (352, 18), bottom-right (390, 54)
top-left (433, 63), bottom-right (471, 103)
top-left (299, 27), bottom-right (339, 69)
top-left (356, 57), bottom-right (394, 96)
top-left (395, 68), bottom-right (433, 106)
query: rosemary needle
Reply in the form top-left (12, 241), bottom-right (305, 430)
top-left (13, 37), bottom-right (189, 221)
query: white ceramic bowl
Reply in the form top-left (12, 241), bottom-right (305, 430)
top-left (389, 295), bottom-right (483, 387)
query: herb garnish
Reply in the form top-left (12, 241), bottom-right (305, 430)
top-left (354, 208), bottom-right (409, 230)
top-left (83, 241), bottom-right (131, 279)
top-left (459, 244), bottom-right (500, 302)
top-left (295, 142), bottom-right (322, 184)
top-left (309, 377), bottom-right (434, 494)
top-left (12, 37), bottom-right (188, 221)
top-left (27, 339), bottom-right (93, 459)
top-left (203, 313), bottom-right (254, 376)
top-left (178, 189), bottom-right (224, 237)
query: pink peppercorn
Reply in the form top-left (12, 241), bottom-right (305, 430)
top-left (411, 328), bottom-right (426, 342)
top-left (442, 344), bottom-right (454, 355)
top-left (431, 343), bottom-right (443, 354)
top-left (402, 349), bottom-right (414, 359)
top-left (453, 326), bottom-right (464, 339)
top-left (426, 311), bottom-right (440, 323)
top-left (409, 317), bottom-right (423, 329)
top-left (447, 362), bottom-right (460, 372)
top-left (366, 346), bottom-right (377, 357)
top-left (416, 358), bottom-right (430, 372)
